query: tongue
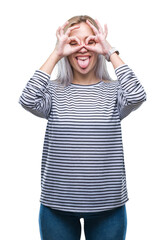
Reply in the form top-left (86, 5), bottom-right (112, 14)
top-left (77, 58), bottom-right (90, 69)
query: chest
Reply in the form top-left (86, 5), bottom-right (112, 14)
top-left (50, 85), bottom-right (119, 121)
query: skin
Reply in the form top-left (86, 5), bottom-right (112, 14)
top-left (67, 22), bottom-right (100, 85)
top-left (39, 19), bottom-right (125, 84)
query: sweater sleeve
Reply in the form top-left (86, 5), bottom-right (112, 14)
top-left (115, 64), bottom-right (147, 120)
top-left (18, 70), bottom-right (52, 119)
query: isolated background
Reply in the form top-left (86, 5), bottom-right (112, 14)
top-left (0, 0), bottom-right (164, 239)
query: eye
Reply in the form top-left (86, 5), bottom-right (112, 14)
top-left (69, 41), bottom-right (78, 46)
top-left (88, 40), bottom-right (95, 45)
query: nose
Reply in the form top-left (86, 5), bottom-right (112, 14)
top-left (78, 44), bottom-right (88, 53)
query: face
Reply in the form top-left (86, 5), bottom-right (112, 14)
top-left (67, 22), bottom-right (98, 76)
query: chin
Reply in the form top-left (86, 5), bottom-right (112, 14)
top-left (76, 65), bottom-right (95, 76)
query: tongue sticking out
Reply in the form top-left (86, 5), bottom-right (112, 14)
top-left (77, 58), bottom-right (90, 69)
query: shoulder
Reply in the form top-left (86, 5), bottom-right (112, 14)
top-left (102, 80), bottom-right (110, 83)
top-left (102, 79), bottom-right (119, 86)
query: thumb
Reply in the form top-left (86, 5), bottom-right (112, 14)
top-left (72, 44), bottom-right (84, 53)
top-left (84, 45), bottom-right (96, 52)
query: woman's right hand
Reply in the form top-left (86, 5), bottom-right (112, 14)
top-left (54, 21), bottom-right (82, 58)
top-left (39, 21), bottom-right (83, 75)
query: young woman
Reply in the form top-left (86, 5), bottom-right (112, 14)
top-left (19, 15), bottom-right (146, 240)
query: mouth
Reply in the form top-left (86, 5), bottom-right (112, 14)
top-left (75, 55), bottom-right (91, 69)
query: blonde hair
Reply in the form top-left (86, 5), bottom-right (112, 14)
top-left (55, 15), bottom-right (112, 87)
top-left (63, 15), bottom-right (99, 33)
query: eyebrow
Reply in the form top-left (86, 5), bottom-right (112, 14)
top-left (71, 36), bottom-right (91, 41)
top-left (70, 34), bottom-right (95, 43)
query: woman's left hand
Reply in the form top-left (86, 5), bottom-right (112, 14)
top-left (85, 19), bottom-right (112, 56)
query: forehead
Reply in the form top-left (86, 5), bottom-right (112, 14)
top-left (69, 22), bottom-right (95, 38)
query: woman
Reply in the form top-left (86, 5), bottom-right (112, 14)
top-left (19, 15), bottom-right (146, 240)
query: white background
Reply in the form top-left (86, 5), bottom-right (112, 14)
top-left (0, 0), bottom-right (165, 239)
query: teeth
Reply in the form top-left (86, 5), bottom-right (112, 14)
top-left (76, 57), bottom-right (90, 61)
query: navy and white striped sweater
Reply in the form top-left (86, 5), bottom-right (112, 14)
top-left (19, 64), bottom-right (146, 213)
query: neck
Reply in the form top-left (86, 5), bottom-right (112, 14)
top-left (71, 70), bottom-right (100, 85)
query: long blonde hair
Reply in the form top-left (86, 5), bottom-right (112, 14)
top-left (55, 15), bottom-right (112, 87)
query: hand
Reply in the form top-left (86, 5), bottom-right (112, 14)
top-left (85, 19), bottom-right (112, 56)
top-left (55, 21), bottom-right (83, 58)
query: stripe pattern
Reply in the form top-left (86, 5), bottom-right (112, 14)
top-left (19, 64), bottom-right (146, 213)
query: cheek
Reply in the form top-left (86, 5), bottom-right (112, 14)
top-left (67, 55), bottom-right (75, 67)
top-left (92, 54), bottom-right (98, 65)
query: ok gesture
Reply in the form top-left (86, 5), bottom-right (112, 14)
top-left (55, 21), bottom-right (82, 58)
top-left (85, 19), bottom-right (112, 56)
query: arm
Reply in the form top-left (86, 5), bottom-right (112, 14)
top-left (39, 22), bottom-right (83, 75)
top-left (115, 64), bottom-right (147, 120)
top-left (18, 48), bottom-right (64, 119)
top-left (18, 70), bottom-right (52, 119)
top-left (104, 49), bottom-right (147, 119)
top-left (85, 19), bottom-right (147, 120)
top-left (105, 47), bottom-right (147, 120)
top-left (85, 19), bottom-right (125, 70)
top-left (19, 21), bottom-right (84, 118)
top-left (39, 50), bottom-right (61, 75)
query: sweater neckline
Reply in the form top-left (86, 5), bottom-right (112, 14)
top-left (70, 81), bottom-right (103, 87)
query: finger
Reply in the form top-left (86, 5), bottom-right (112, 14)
top-left (60, 21), bottom-right (69, 35)
top-left (57, 26), bottom-right (64, 37)
top-left (85, 35), bottom-right (97, 45)
top-left (83, 44), bottom-right (96, 52)
top-left (95, 19), bottom-right (103, 34)
top-left (61, 20), bottom-right (69, 29)
top-left (70, 44), bottom-right (85, 54)
top-left (86, 20), bottom-right (98, 35)
top-left (104, 24), bottom-right (108, 38)
top-left (68, 36), bottom-right (81, 45)
top-left (65, 25), bottom-right (80, 36)
top-left (56, 26), bottom-right (61, 38)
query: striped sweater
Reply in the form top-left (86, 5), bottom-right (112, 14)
top-left (19, 64), bottom-right (146, 213)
